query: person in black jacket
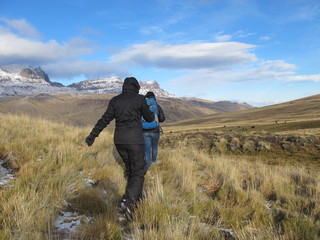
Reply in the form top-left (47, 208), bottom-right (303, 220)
top-left (142, 92), bottom-right (165, 170)
top-left (85, 77), bottom-right (154, 217)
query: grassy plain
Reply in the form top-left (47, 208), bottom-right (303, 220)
top-left (165, 94), bottom-right (320, 132)
top-left (0, 94), bottom-right (319, 239)
top-left (0, 110), bottom-right (319, 239)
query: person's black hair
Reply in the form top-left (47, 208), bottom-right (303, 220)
top-left (145, 91), bottom-right (155, 99)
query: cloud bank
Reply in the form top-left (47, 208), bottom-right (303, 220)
top-left (0, 19), bottom-right (95, 66)
top-left (43, 61), bottom-right (127, 79)
top-left (0, 18), bottom-right (41, 39)
top-left (0, 32), bottom-right (95, 65)
top-left (0, 18), bottom-right (319, 85)
top-left (169, 59), bottom-right (319, 87)
top-left (110, 41), bottom-right (257, 69)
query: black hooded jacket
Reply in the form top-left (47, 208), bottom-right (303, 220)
top-left (89, 77), bottom-right (155, 144)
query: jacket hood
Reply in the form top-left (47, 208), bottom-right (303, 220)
top-left (122, 77), bottom-right (140, 93)
top-left (145, 91), bottom-right (155, 99)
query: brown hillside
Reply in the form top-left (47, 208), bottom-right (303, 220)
top-left (0, 93), bottom-right (222, 126)
top-left (166, 94), bottom-right (320, 131)
top-left (183, 97), bottom-right (252, 112)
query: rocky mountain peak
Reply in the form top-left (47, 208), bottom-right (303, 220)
top-left (138, 80), bottom-right (176, 98)
top-left (0, 64), bottom-right (250, 112)
top-left (0, 65), bottom-right (65, 88)
top-left (69, 77), bottom-right (178, 98)
top-left (20, 67), bottom-right (50, 83)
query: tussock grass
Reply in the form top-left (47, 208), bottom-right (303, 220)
top-left (0, 114), bottom-right (319, 239)
top-left (0, 114), bottom-right (123, 239)
top-left (128, 147), bottom-right (320, 239)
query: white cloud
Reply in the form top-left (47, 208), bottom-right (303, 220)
top-left (260, 35), bottom-right (272, 41)
top-left (213, 30), bottom-right (256, 42)
top-left (213, 31), bottom-right (232, 42)
top-left (168, 59), bottom-right (318, 90)
top-left (110, 41), bottom-right (257, 69)
top-left (0, 18), bottom-right (41, 39)
top-left (0, 18), bottom-right (124, 79)
top-left (233, 30), bottom-right (256, 38)
top-left (0, 30), bottom-right (96, 65)
top-left (289, 74), bottom-right (320, 82)
top-left (139, 25), bottom-right (185, 40)
top-left (43, 61), bottom-right (127, 79)
top-left (258, 60), bottom-right (296, 71)
top-left (1, 17), bottom-right (319, 87)
top-left (140, 26), bottom-right (165, 35)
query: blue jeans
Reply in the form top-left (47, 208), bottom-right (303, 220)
top-left (143, 132), bottom-right (160, 169)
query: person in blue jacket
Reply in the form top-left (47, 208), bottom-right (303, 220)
top-left (141, 92), bottom-right (165, 170)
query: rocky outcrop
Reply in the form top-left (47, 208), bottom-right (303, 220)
top-left (138, 80), bottom-right (177, 98)
top-left (20, 67), bottom-right (50, 83)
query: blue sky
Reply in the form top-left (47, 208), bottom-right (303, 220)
top-left (1, 0), bottom-right (320, 106)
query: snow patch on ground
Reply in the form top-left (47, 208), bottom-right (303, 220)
top-left (53, 211), bottom-right (92, 239)
top-left (84, 178), bottom-right (97, 187)
top-left (0, 160), bottom-right (14, 186)
top-left (52, 174), bottom-right (100, 239)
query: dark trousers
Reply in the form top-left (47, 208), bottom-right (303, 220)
top-left (115, 144), bottom-right (147, 204)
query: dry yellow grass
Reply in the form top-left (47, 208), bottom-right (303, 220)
top-left (0, 114), bottom-right (124, 239)
top-left (165, 94), bottom-right (320, 133)
top-left (0, 113), bottom-right (319, 239)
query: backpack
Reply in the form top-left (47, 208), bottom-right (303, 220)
top-left (142, 98), bottom-right (159, 130)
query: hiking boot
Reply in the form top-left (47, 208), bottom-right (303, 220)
top-left (153, 159), bottom-right (161, 164)
top-left (119, 199), bottom-right (133, 221)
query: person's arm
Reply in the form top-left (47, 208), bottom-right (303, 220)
top-left (141, 99), bottom-right (155, 122)
top-left (158, 105), bottom-right (165, 123)
top-left (85, 100), bottom-right (115, 146)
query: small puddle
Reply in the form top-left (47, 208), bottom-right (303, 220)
top-left (0, 160), bottom-right (14, 186)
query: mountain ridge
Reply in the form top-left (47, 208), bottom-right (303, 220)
top-left (0, 93), bottom-right (218, 125)
top-left (0, 64), bottom-right (178, 99)
top-left (0, 64), bottom-right (253, 117)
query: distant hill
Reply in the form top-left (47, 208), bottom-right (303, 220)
top-left (182, 97), bottom-right (252, 112)
top-left (167, 94), bottom-right (320, 131)
top-left (0, 64), bottom-right (252, 125)
top-left (0, 93), bottom-right (252, 126)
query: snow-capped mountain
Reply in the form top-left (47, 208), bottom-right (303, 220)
top-left (139, 80), bottom-right (177, 98)
top-left (0, 65), bottom-right (253, 115)
top-left (0, 65), bottom-right (50, 85)
top-left (69, 77), bottom-right (178, 98)
top-left (68, 77), bottom-right (123, 94)
top-left (0, 65), bottom-right (178, 98)
top-left (0, 65), bottom-right (76, 97)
